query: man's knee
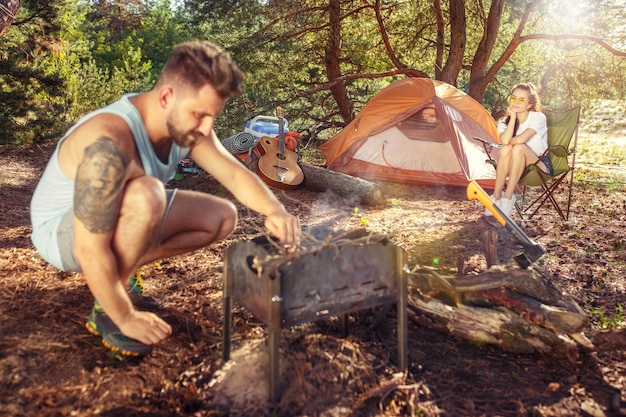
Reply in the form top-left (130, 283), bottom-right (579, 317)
top-left (216, 200), bottom-right (238, 240)
top-left (121, 177), bottom-right (167, 222)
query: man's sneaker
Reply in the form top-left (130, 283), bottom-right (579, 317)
top-left (128, 268), bottom-right (162, 312)
top-left (128, 291), bottom-right (163, 311)
top-left (85, 308), bottom-right (153, 357)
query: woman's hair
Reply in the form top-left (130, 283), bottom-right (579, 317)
top-left (157, 40), bottom-right (244, 99)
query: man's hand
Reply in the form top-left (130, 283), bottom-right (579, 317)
top-left (264, 209), bottom-right (301, 245)
top-left (118, 310), bottom-right (172, 345)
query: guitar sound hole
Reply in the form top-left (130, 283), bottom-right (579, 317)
top-left (276, 153), bottom-right (286, 161)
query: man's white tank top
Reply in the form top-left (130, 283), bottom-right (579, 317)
top-left (30, 93), bottom-right (189, 270)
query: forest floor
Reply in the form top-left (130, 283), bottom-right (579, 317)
top-left (1, 121), bottom-right (625, 416)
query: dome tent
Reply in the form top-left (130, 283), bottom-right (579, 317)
top-left (319, 78), bottom-right (500, 187)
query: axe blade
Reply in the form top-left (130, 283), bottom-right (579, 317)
top-left (467, 181), bottom-right (546, 268)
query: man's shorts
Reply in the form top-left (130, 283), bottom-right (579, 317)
top-left (57, 189), bottom-right (178, 272)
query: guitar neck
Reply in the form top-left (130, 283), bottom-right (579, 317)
top-left (276, 106), bottom-right (285, 154)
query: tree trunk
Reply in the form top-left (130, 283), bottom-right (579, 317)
top-left (433, 0), bottom-right (444, 80)
top-left (325, 0), bottom-right (352, 122)
top-left (468, 0), bottom-right (541, 101)
top-left (0, 0), bottom-right (22, 37)
top-left (468, 0), bottom-right (504, 101)
top-left (438, 0), bottom-right (466, 86)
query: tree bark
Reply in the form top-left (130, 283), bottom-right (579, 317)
top-left (300, 162), bottom-right (385, 206)
top-left (467, 0), bottom-right (505, 100)
top-left (325, 0), bottom-right (352, 122)
top-left (439, 0), bottom-right (466, 86)
top-left (0, 0), bottom-right (22, 37)
top-left (433, 0), bottom-right (444, 79)
top-left (407, 266), bottom-right (593, 360)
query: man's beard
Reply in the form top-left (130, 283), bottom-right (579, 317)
top-left (167, 113), bottom-right (197, 148)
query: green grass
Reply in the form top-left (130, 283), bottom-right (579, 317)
top-left (574, 166), bottom-right (626, 191)
top-left (588, 304), bottom-right (625, 330)
top-left (577, 142), bottom-right (626, 166)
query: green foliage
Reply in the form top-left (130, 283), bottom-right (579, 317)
top-left (484, 1), bottom-right (626, 113)
top-left (2, 0), bottom-right (626, 146)
top-left (0, 1), bottom-right (67, 145)
top-left (0, 0), bottom-right (189, 145)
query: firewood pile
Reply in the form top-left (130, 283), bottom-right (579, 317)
top-left (407, 265), bottom-right (594, 360)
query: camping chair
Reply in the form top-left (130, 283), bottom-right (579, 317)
top-left (517, 107), bottom-right (580, 220)
top-left (473, 107), bottom-right (580, 220)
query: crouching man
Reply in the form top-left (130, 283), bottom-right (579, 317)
top-left (30, 40), bottom-right (301, 357)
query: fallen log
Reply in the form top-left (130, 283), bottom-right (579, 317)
top-left (299, 162), bottom-right (385, 206)
top-left (408, 266), bottom-right (593, 360)
top-left (408, 289), bottom-right (581, 359)
top-left (228, 149), bottom-right (384, 205)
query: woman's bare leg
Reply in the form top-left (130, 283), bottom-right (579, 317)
top-left (504, 144), bottom-right (540, 199)
top-left (494, 145), bottom-right (513, 200)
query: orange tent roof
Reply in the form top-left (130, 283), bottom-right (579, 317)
top-left (319, 78), bottom-right (500, 187)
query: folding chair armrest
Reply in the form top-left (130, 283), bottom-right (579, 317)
top-left (547, 145), bottom-right (572, 158)
top-left (525, 164), bottom-right (544, 173)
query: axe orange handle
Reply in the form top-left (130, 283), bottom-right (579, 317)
top-left (466, 180), bottom-right (506, 225)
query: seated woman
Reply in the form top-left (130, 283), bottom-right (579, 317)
top-left (487, 83), bottom-right (552, 217)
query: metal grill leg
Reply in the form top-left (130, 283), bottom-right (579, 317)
top-left (269, 272), bottom-right (282, 403)
top-left (223, 296), bottom-right (232, 362)
top-left (396, 245), bottom-right (408, 371)
top-left (340, 313), bottom-right (349, 338)
top-left (223, 248), bottom-right (234, 362)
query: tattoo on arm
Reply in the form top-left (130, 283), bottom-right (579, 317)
top-left (74, 137), bottom-right (129, 234)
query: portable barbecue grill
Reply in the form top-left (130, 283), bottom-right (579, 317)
top-left (222, 229), bottom-right (408, 402)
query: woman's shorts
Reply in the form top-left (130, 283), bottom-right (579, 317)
top-left (540, 155), bottom-right (553, 175)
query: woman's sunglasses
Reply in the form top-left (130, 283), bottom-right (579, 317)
top-left (508, 95), bottom-right (528, 105)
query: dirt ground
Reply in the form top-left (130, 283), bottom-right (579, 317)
top-left (1, 131), bottom-right (625, 417)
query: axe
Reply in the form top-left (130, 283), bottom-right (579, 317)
top-left (466, 180), bottom-right (546, 269)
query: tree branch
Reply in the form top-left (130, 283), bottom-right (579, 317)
top-left (374, 0), bottom-right (406, 71)
top-left (521, 33), bottom-right (626, 57)
top-left (485, 0), bottom-right (540, 87)
top-left (296, 70), bottom-right (429, 97)
top-left (0, 0), bottom-right (22, 36)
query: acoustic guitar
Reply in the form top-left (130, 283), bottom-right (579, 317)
top-left (256, 107), bottom-right (304, 190)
